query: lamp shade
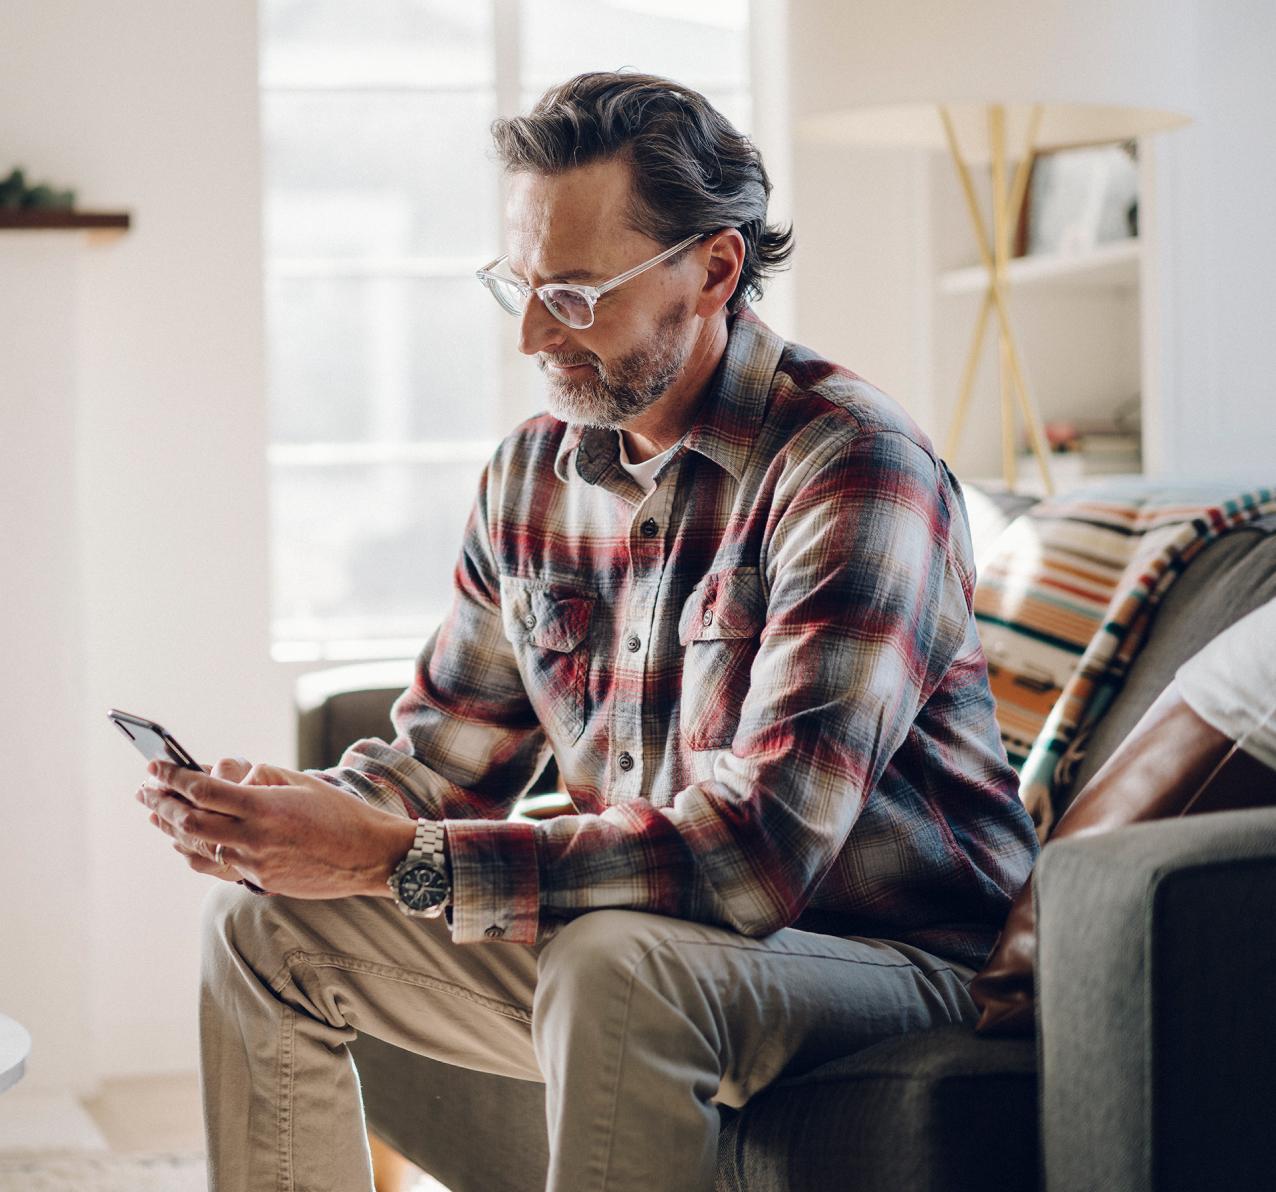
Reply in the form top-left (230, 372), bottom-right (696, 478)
top-left (793, 0), bottom-right (1197, 159)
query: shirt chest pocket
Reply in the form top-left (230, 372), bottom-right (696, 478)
top-left (677, 567), bottom-right (766, 750)
top-left (500, 578), bottom-right (594, 744)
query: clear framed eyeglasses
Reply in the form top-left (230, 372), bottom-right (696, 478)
top-left (475, 233), bottom-right (704, 330)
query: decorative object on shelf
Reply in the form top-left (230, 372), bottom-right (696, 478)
top-left (0, 166), bottom-right (76, 211)
top-left (1028, 398), bottom-right (1142, 491)
top-left (1024, 142), bottom-right (1140, 257)
top-left (0, 1012), bottom-right (30, 1095)
top-left (799, 0), bottom-right (1197, 493)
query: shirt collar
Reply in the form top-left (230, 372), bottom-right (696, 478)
top-left (552, 420), bottom-right (609, 485)
top-left (552, 308), bottom-right (784, 486)
top-left (679, 308), bottom-right (782, 482)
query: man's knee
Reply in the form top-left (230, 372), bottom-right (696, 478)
top-left (539, 908), bottom-right (666, 970)
top-left (532, 911), bottom-right (730, 1102)
top-left (534, 910), bottom-right (708, 1022)
top-left (200, 882), bottom-right (298, 977)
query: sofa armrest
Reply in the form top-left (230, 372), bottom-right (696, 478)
top-left (1035, 807), bottom-right (1276, 1192)
top-left (295, 660), bottom-right (415, 771)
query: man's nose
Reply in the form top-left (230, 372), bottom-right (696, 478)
top-left (517, 294), bottom-right (569, 357)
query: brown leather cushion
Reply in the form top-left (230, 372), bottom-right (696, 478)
top-left (971, 682), bottom-right (1276, 1035)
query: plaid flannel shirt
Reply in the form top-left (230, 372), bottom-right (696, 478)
top-left (328, 311), bottom-right (1038, 968)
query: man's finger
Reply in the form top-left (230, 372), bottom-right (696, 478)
top-left (141, 785), bottom-right (250, 854)
top-left (213, 756), bottom-right (253, 782)
top-left (175, 841), bottom-right (244, 880)
top-left (174, 837), bottom-right (237, 866)
top-left (148, 762), bottom-right (252, 816)
top-left (244, 761), bottom-right (300, 787)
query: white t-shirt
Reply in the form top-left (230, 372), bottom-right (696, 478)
top-left (617, 432), bottom-right (680, 495)
top-left (1176, 595), bottom-right (1276, 771)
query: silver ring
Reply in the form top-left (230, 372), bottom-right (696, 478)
top-left (213, 842), bottom-right (225, 867)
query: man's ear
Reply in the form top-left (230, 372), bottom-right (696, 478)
top-left (694, 228), bottom-right (746, 319)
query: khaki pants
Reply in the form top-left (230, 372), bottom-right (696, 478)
top-left (199, 884), bottom-right (976, 1192)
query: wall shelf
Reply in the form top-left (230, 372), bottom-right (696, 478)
top-left (937, 237), bottom-right (1140, 296)
top-left (0, 210), bottom-right (131, 243)
top-left (922, 150), bottom-right (1148, 485)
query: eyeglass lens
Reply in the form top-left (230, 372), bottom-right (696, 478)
top-left (542, 288), bottom-right (593, 328)
top-left (484, 276), bottom-right (595, 329)
top-left (485, 277), bottom-right (525, 317)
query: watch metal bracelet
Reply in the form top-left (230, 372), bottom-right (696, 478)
top-left (388, 817), bottom-right (450, 918)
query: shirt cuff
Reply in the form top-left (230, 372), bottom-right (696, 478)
top-left (444, 818), bottom-right (541, 944)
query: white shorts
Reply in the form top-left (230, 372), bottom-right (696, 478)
top-left (1176, 595), bottom-right (1276, 771)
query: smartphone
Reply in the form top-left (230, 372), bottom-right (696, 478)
top-left (107, 708), bottom-right (202, 771)
top-left (112, 709), bottom-right (266, 893)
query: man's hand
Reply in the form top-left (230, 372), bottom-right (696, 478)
top-left (137, 759), bottom-right (417, 899)
top-left (138, 756), bottom-right (255, 883)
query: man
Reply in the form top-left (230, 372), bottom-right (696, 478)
top-left (139, 72), bottom-right (1038, 1192)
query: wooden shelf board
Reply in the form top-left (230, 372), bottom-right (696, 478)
top-left (938, 237), bottom-right (1140, 296)
top-left (0, 210), bottom-right (131, 232)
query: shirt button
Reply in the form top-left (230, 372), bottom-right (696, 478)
top-left (617, 751), bottom-right (634, 772)
top-left (626, 635), bottom-right (641, 652)
top-left (701, 609), bottom-right (714, 627)
top-left (523, 613), bottom-right (537, 630)
top-left (640, 518), bottom-right (659, 537)
top-left (484, 925), bottom-right (505, 939)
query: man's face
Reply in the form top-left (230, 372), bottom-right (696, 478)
top-left (504, 159), bottom-right (700, 429)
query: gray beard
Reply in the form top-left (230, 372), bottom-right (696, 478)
top-left (538, 303), bottom-right (691, 429)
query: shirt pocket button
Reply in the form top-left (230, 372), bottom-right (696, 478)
top-left (484, 925), bottom-right (505, 939)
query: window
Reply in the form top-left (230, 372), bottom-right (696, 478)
top-left (261, 0), bottom-right (751, 661)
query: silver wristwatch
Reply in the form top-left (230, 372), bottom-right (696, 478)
top-left (387, 818), bottom-right (450, 918)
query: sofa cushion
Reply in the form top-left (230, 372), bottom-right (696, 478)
top-left (715, 1026), bottom-right (1037, 1192)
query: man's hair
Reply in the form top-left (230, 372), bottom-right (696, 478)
top-left (490, 71), bottom-right (794, 314)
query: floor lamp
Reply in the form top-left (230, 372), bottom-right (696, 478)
top-left (804, 99), bottom-right (1190, 492)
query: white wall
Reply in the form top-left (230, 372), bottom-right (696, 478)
top-left (0, 1), bottom-right (291, 1091)
top-left (786, 138), bottom-right (935, 427)
top-left (1146, 0), bottom-right (1276, 484)
top-left (0, 238), bottom-right (94, 1093)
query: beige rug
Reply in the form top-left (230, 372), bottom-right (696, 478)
top-left (0, 1150), bottom-right (450, 1191)
top-left (0, 1150), bottom-right (207, 1191)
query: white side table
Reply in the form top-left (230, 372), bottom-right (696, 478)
top-left (0, 1013), bottom-right (31, 1093)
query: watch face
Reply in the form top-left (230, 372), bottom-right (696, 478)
top-left (398, 860), bottom-right (448, 911)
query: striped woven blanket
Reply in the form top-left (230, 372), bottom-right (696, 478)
top-left (973, 480), bottom-right (1276, 840)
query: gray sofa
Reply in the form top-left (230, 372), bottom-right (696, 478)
top-left (295, 494), bottom-right (1276, 1192)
